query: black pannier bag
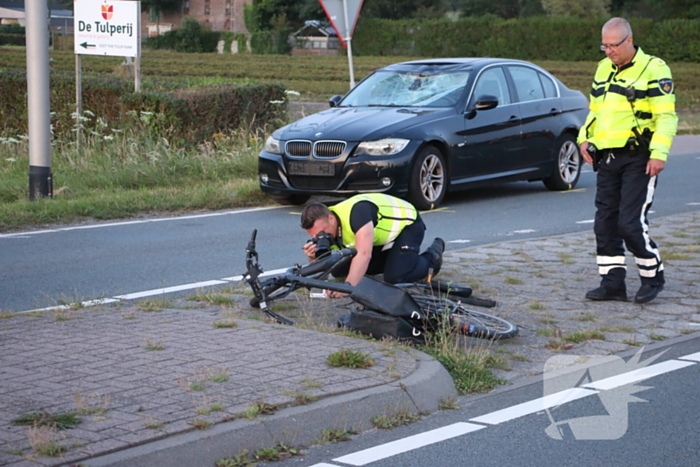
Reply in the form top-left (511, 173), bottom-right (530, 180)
top-left (337, 276), bottom-right (433, 344)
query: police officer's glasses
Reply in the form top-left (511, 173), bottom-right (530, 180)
top-left (600, 36), bottom-right (628, 51)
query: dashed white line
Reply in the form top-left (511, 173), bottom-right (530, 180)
top-left (509, 229), bottom-right (537, 235)
top-left (582, 359), bottom-right (696, 391)
top-left (576, 219), bottom-right (595, 224)
top-left (333, 423), bottom-right (485, 466)
top-left (678, 352), bottom-right (700, 362)
top-left (469, 387), bottom-right (598, 425)
top-left (0, 206), bottom-right (282, 239)
top-left (448, 239), bottom-right (471, 244)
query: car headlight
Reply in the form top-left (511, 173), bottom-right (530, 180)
top-left (355, 138), bottom-right (410, 156)
top-left (263, 136), bottom-right (282, 154)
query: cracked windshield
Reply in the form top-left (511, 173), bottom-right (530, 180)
top-left (342, 70), bottom-right (471, 107)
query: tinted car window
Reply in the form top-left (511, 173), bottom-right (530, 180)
top-left (510, 66), bottom-right (545, 102)
top-left (472, 67), bottom-right (511, 105)
top-left (539, 72), bottom-right (557, 98)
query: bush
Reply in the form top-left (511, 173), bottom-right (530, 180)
top-left (0, 71), bottom-right (287, 142)
top-left (143, 18), bottom-right (220, 53)
top-left (0, 33), bottom-right (25, 46)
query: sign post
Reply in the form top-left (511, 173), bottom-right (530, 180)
top-left (319, 0), bottom-right (364, 89)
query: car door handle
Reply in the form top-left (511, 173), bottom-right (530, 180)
top-left (509, 115), bottom-right (519, 121)
top-left (550, 108), bottom-right (561, 115)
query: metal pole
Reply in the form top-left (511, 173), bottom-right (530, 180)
top-left (135, 56), bottom-right (141, 92)
top-left (341, 0), bottom-right (355, 88)
top-left (75, 54), bottom-right (82, 152)
top-left (26, 0), bottom-right (53, 200)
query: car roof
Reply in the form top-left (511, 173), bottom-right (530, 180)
top-left (379, 57), bottom-right (539, 73)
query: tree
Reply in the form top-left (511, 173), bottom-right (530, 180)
top-left (540, 0), bottom-right (609, 18)
top-left (361, 0), bottom-right (448, 20)
top-left (458, 0), bottom-right (544, 19)
top-left (141, 0), bottom-right (183, 22)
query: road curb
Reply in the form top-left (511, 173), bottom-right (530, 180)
top-left (83, 350), bottom-right (457, 467)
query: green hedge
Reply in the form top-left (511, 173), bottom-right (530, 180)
top-left (0, 33), bottom-right (25, 46)
top-left (0, 72), bottom-right (287, 141)
top-left (352, 17), bottom-right (700, 62)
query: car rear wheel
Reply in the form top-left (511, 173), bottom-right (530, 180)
top-left (269, 194), bottom-right (310, 206)
top-left (408, 145), bottom-right (447, 210)
top-left (544, 134), bottom-right (581, 191)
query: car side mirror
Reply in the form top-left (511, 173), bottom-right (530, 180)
top-left (475, 95), bottom-right (498, 111)
top-left (329, 95), bottom-right (343, 108)
top-left (465, 94), bottom-right (499, 119)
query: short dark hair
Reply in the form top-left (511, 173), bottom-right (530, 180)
top-left (300, 203), bottom-right (332, 229)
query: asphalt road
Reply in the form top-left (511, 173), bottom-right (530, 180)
top-left (262, 335), bottom-right (700, 467)
top-left (1, 136), bottom-right (698, 312)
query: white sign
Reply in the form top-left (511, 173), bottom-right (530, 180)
top-left (319, 0), bottom-right (364, 48)
top-left (74, 0), bottom-right (140, 57)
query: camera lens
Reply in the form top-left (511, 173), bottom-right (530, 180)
top-left (314, 232), bottom-right (332, 258)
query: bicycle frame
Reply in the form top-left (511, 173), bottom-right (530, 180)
top-left (243, 229), bottom-right (427, 326)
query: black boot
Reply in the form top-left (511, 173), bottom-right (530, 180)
top-left (426, 237), bottom-right (445, 276)
top-left (585, 286), bottom-right (628, 302)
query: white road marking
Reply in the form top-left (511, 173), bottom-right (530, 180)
top-left (308, 464), bottom-right (341, 467)
top-left (576, 219), bottom-right (595, 224)
top-left (19, 298), bottom-right (121, 314)
top-left (113, 280), bottom-right (229, 300)
top-left (448, 239), bottom-right (471, 243)
top-left (333, 423), bottom-right (484, 466)
top-left (676, 351), bottom-right (700, 362)
top-left (469, 387), bottom-right (597, 425)
top-left (509, 229), bottom-right (537, 235)
top-left (582, 360), bottom-right (696, 390)
top-left (0, 206), bottom-right (282, 239)
top-left (687, 202), bottom-right (700, 206)
top-left (221, 267), bottom-right (289, 282)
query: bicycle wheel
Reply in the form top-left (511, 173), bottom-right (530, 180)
top-left (394, 283), bottom-right (497, 308)
top-left (408, 293), bottom-right (518, 340)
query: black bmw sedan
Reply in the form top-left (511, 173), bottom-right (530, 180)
top-left (258, 58), bottom-right (589, 210)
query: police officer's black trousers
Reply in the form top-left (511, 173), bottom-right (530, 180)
top-left (594, 153), bottom-right (664, 290)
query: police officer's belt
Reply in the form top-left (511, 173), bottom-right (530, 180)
top-left (598, 142), bottom-right (647, 158)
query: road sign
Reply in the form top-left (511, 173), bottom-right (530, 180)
top-left (74, 0), bottom-right (140, 57)
top-left (319, 0), bottom-right (364, 48)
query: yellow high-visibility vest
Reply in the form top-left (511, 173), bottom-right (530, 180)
top-left (330, 194), bottom-right (417, 248)
top-left (577, 47), bottom-right (678, 161)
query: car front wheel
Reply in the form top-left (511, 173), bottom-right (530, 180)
top-left (408, 144), bottom-right (447, 210)
top-left (543, 134), bottom-right (581, 191)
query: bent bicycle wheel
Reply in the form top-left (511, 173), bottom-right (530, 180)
top-left (409, 294), bottom-right (518, 340)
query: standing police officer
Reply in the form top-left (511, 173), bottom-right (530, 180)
top-left (579, 17), bottom-right (678, 304)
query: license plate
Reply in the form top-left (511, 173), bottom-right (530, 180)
top-left (287, 161), bottom-right (334, 176)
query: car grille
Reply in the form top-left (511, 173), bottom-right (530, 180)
top-left (314, 141), bottom-right (346, 158)
top-left (285, 140), bottom-right (312, 157)
top-left (289, 177), bottom-right (340, 190)
top-left (285, 140), bottom-right (346, 159)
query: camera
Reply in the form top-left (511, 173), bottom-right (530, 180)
top-left (311, 231), bottom-right (334, 258)
top-left (587, 142), bottom-right (600, 172)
